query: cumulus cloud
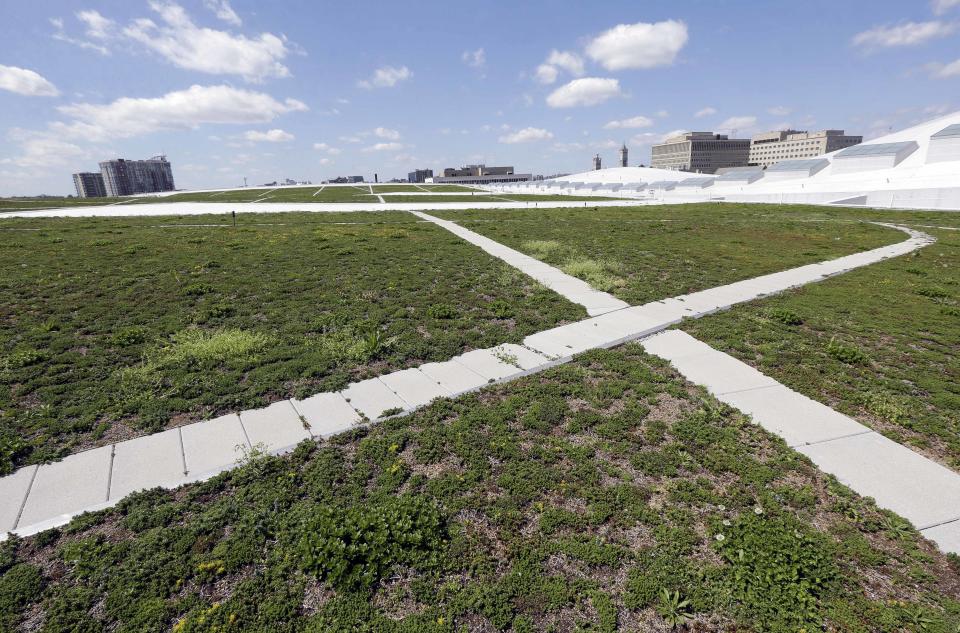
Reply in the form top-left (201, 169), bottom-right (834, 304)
top-left (373, 127), bottom-right (401, 140)
top-left (535, 50), bottom-right (584, 85)
top-left (52, 84), bottom-right (307, 140)
top-left (717, 115), bottom-right (757, 132)
top-left (603, 115), bottom-right (653, 129)
top-left (244, 128), bottom-right (293, 142)
top-left (123, 1), bottom-right (290, 82)
top-left (204, 0), bottom-right (242, 26)
top-left (0, 65), bottom-right (60, 97)
top-left (498, 127), bottom-right (554, 143)
top-left (363, 142), bottom-right (404, 152)
top-left (694, 106), bottom-right (716, 118)
top-left (357, 65), bottom-right (412, 89)
top-left (933, 0), bottom-right (960, 15)
top-left (77, 9), bottom-right (115, 39)
top-left (462, 48), bottom-right (485, 68)
top-left (4, 130), bottom-right (86, 167)
top-left (546, 77), bottom-right (621, 108)
top-left (852, 21), bottom-right (956, 49)
top-left (313, 142), bottom-right (341, 155)
top-left (586, 20), bottom-right (688, 71)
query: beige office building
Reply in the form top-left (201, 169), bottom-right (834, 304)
top-left (650, 132), bottom-right (751, 174)
top-left (749, 130), bottom-right (861, 168)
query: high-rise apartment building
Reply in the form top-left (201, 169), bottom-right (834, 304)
top-left (651, 133), bottom-right (751, 173)
top-left (72, 172), bottom-right (106, 198)
top-left (619, 143), bottom-right (628, 167)
top-left (593, 154), bottom-right (602, 170)
top-left (98, 155), bottom-right (175, 196)
top-left (407, 169), bottom-right (433, 183)
top-left (749, 130), bottom-right (862, 168)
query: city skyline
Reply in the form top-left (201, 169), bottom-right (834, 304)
top-left (1, 0), bottom-right (959, 195)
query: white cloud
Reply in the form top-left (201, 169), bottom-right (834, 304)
top-left (546, 77), bottom-right (621, 108)
top-left (534, 50), bottom-right (584, 85)
top-left (767, 105), bottom-right (792, 116)
top-left (363, 142), bottom-right (404, 152)
top-left (603, 115), bottom-right (653, 129)
top-left (357, 65), bottom-right (412, 89)
top-left (0, 65), bottom-right (60, 97)
top-left (53, 84), bottom-right (307, 140)
top-left (694, 106), bottom-right (716, 118)
top-left (318, 157), bottom-right (332, 166)
top-left (535, 64), bottom-right (559, 84)
top-left (4, 130), bottom-right (86, 167)
top-left (373, 127), bottom-right (401, 140)
top-left (933, 0), bottom-right (960, 15)
top-left (586, 20), bottom-right (688, 71)
top-left (313, 142), bottom-right (342, 155)
top-left (852, 21), bottom-right (956, 49)
top-left (204, 0), bottom-right (242, 26)
top-left (655, 109), bottom-right (669, 118)
top-left (462, 48), bottom-right (485, 68)
top-left (717, 115), bottom-right (757, 132)
top-left (928, 58), bottom-right (960, 77)
top-left (123, 1), bottom-right (290, 82)
top-left (51, 16), bottom-right (110, 55)
top-left (244, 128), bottom-right (293, 142)
top-left (498, 127), bottom-right (554, 143)
top-left (77, 10), bottom-right (115, 39)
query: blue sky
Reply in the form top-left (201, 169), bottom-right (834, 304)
top-left (1, 0), bottom-right (958, 195)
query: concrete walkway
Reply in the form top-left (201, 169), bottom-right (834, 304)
top-left (411, 211), bottom-right (630, 316)
top-left (640, 329), bottom-right (960, 552)
top-left (2, 223), bottom-right (949, 554)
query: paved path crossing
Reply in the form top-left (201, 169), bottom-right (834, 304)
top-left (3, 222), bottom-right (952, 554)
top-left (411, 211), bottom-right (629, 316)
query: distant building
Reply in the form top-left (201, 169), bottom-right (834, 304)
top-left (72, 172), bottom-right (106, 198)
top-left (429, 164), bottom-right (530, 184)
top-left (99, 155), bottom-right (175, 196)
top-left (593, 154), bottom-right (602, 170)
top-left (749, 129), bottom-right (862, 168)
top-left (407, 169), bottom-right (433, 183)
top-left (327, 176), bottom-right (364, 183)
top-left (651, 133), bottom-right (751, 173)
top-left (619, 143), bottom-right (628, 167)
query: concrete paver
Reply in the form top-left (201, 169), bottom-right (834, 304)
top-left (0, 465), bottom-right (36, 531)
top-left (719, 384), bottom-right (871, 447)
top-left (181, 414), bottom-right (250, 478)
top-left (453, 348), bottom-right (530, 381)
top-left (797, 432), bottom-right (960, 530)
top-left (239, 400), bottom-right (311, 454)
top-left (418, 359), bottom-right (490, 396)
top-left (17, 445), bottom-right (112, 529)
top-left (293, 392), bottom-right (361, 437)
top-left (110, 428), bottom-right (186, 500)
top-left (922, 521), bottom-right (960, 553)
top-left (379, 368), bottom-right (451, 408)
top-left (341, 377), bottom-right (409, 419)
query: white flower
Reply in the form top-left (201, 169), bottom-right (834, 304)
top-left (722, 519), bottom-right (731, 527)
top-left (715, 533), bottom-right (725, 542)
top-left (753, 506), bottom-right (763, 515)
top-left (717, 504), bottom-right (726, 511)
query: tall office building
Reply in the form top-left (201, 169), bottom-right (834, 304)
top-left (748, 129), bottom-right (862, 168)
top-left (593, 154), bottom-right (602, 170)
top-left (407, 169), bottom-right (433, 183)
top-left (99, 155), bottom-right (175, 196)
top-left (651, 132), bottom-right (751, 173)
top-left (72, 172), bottom-right (106, 198)
top-left (619, 143), bottom-right (628, 167)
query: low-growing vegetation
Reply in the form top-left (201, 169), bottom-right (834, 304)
top-left (0, 211), bottom-right (583, 472)
top-left (2, 345), bottom-right (959, 631)
top-left (434, 204), bottom-right (900, 303)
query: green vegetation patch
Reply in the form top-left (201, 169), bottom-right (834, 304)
top-left (433, 204), bottom-right (899, 304)
top-left (0, 211), bottom-right (583, 471)
top-left (2, 345), bottom-right (958, 631)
